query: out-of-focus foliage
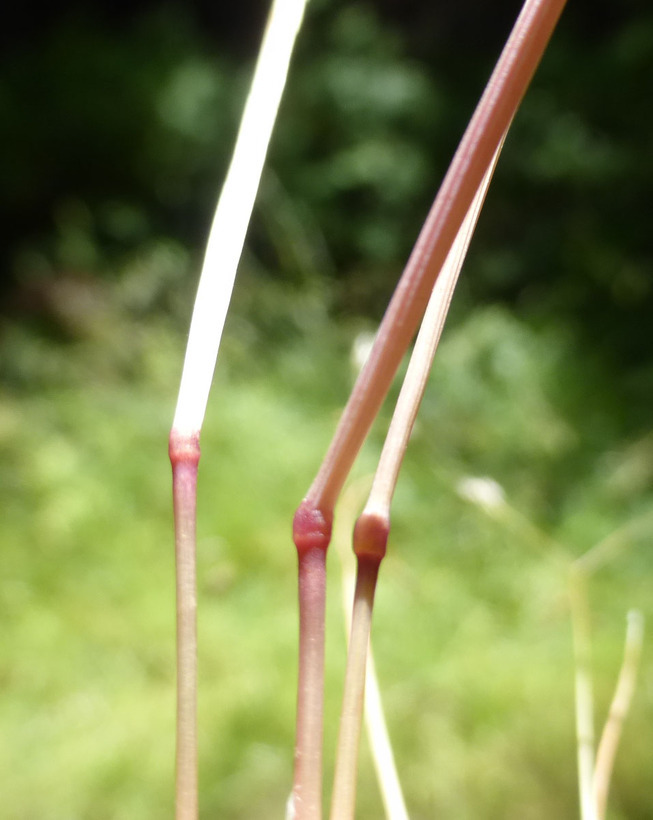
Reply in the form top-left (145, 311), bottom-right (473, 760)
top-left (2, 1), bottom-right (651, 361)
top-left (2, 304), bottom-right (652, 819)
top-left (1, 1), bottom-right (652, 818)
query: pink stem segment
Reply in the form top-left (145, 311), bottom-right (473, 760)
top-left (169, 430), bottom-right (201, 820)
top-left (291, 506), bottom-right (333, 819)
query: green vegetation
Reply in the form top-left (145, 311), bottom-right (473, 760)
top-left (2, 292), bottom-right (651, 817)
top-left (1, 1), bottom-right (651, 817)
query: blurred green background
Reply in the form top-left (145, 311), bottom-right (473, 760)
top-left (1, 1), bottom-right (652, 817)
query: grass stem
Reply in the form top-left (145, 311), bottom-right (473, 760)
top-left (334, 479), bottom-right (410, 820)
top-left (294, 1), bottom-right (567, 812)
top-left (291, 504), bottom-right (333, 818)
top-left (170, 1), bottom-right (308, 816)
top-left (330, 558), bottom-right (381, 820)
top-left (593, 610), bottom-right (644, 820)
top-left (293, 545), bottom-right (328, 820)
top-left (173, 0), bottom-right (309, 438)
top-left (363, 651), bottom-right (410, 820)
top-left (569, 567), bottom-right (598, 820)
top-left (169, 431), bottom-right (200, 820)
top-left (328, 137), bottom-right (503, 820)
top-left (299, 0), bottom-right (568, 520)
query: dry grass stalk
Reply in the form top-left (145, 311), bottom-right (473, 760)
top-left (569, 567), bottom-right (599, 820)
top-left (333, 479), bottom-right (409, 820)
top-left (593, 610), bottom-right (644, 820)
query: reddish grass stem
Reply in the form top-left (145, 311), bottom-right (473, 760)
top-left (292, 0), bottom-right (567, 812)
top-left (169, 430), bottom-right (201, 820)
top-left (291, 506), bottom-right (333, 818)
top-left (299, 0), bottom-right (567, 520)
top-left (294, 546), bottom-right (328, 820)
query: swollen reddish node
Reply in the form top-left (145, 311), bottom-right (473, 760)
top-left (293, 499), bottom-right (333, 555)
top-left (353, 511), bottom-right (390, 562)
top-left (169, 430), bottom-right (201, 467)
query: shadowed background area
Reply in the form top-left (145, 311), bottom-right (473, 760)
top-left (1, 1), bottom-right (652, 818)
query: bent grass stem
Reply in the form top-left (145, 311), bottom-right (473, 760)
top-left (293, 2), bottom-right (567, 815)
top-left (295, 0), bottom-right (567, 522)
top-left (329, 142), bottom-right (504, 820)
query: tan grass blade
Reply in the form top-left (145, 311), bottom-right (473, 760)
top-left (593, 610), bottom-right (644, 820)
top-left (329, 142), bottom-right (504, 820)
top-left (569, 567), bottom-right (598, 820)
top-left (333, 479), bottom-right (410, 820)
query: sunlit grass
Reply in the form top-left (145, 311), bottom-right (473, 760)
top-left (1, 310), bottom-right (651, 818)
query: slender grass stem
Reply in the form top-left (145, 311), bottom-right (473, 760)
top-left (330, 558), bottom-right (381, 820)
top-left (329, 140), bottom-right (503, 820)
top-left (568, 521), bottom-right (649, 820)
top-left (363, 650), bottom-right (410, 820)
top-left (169, 2), bottom-right (308, 817)
top-left (461, 480), bottom-right (646, 820)
top-left (569, 568), bottom-right (598, 820)
top-left (293, 546), bottom-right (328, 820)
top-left (593, 610), bottom-right (644, 820)
top-left (573, 511), bottom-right (653, 576)
top-left (291, 507), bottom-right (332, 819)
top-left (169, 431), bottom-right (200, 820)
top-left (334, 479), bottom-right (409, 820)
top-left (298, 0), bottom-right (568, 522)
top-left (172, 0), bottom-right (309, 438)
top-left (367, 144), bottom-right (502, 516)
top-left (293, 1), bottom-right (567, 812)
